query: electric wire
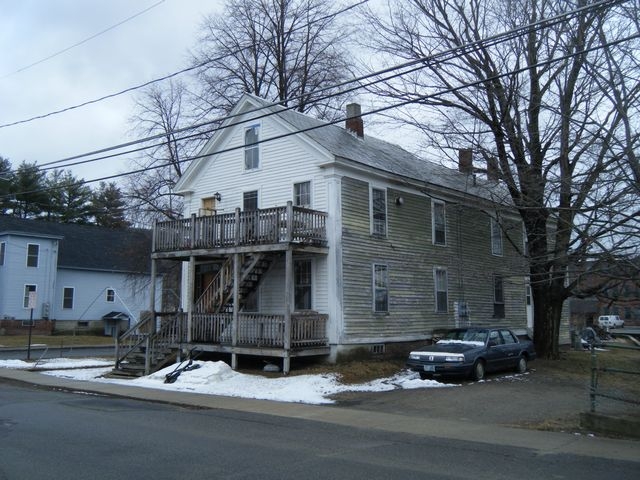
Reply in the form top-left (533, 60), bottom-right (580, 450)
top-left (3, 27), bottom-right (636, 204)
top-left (0, 0), bottom-right (166, 79)
top-left (0, 0), bottom-right (370, 130)
top-left (8, 0), bottom-right (625, 176)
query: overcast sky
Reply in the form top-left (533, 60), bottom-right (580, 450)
top-left (0, 0), bottom-right (222, 183)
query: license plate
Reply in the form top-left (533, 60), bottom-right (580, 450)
top-left (423, 365), bottom-right (436, 372)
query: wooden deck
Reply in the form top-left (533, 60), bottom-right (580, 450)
top-left (153, 203), bottom-right (327, 255)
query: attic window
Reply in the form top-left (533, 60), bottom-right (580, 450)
top-left (244, 125), bottom-right (260, 170)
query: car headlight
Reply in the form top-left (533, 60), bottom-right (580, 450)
top-left (409, 354), bottom-right (420, 360)
top-left (444, 355), bottom-right (464, 362)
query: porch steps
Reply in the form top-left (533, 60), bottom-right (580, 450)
top-left (109, 345), bottom-right (177, 378)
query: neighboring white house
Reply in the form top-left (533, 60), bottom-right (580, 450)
top-left (0, 216), bottom-right (161, 335)
top-left (128, 93), bottom-right (542, 375)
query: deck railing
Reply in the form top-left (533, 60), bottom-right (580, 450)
top-left (154, 204), bottom-right (327, 252)
top-left (190, 311), bottom-right (328, 348)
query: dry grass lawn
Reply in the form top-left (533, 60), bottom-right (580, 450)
top-left (0, 334), bottom-right (115, 348)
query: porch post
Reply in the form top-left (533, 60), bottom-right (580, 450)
top-left (187, 256), bottom-right (195, 343)
top-left (283, 247), bottom-right (293, 374)
top-left (232, 252), bottom-right (240, 370)
top-left (150, 221), bottom-right (158, 333)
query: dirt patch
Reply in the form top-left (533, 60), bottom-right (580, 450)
top-left (302, 345), bottom-right (640, 436)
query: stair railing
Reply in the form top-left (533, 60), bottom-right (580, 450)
top-left (115, 312), bottom-right (155, 370)
top-left (144, 312), bottom-right (186, 375)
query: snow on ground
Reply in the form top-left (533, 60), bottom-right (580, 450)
top-left (0, 358), bottom-right (456, 404)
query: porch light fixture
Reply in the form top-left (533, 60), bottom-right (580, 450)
top-left (213, 192), bottom-right (222, 201)
top-left (395, 196), bottom-right (404, 206)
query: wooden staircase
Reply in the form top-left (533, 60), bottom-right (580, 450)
top-left (110, 253), bottom-right (274, 377)
top-left (194, 253), bottom-right (274, 314)
top-left (110, 312), bottom-right (184, 378)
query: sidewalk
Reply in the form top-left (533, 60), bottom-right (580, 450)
top-left (1, 367), bottom-right (638, 463)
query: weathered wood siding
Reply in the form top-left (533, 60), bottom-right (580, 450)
top-left (340, 176), bottom-right (529, 343)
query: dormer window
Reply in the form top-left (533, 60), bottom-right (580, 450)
top-left (244, 125), bottom-right (260, 170)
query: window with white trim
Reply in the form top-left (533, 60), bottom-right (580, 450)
top-left (432, 200), bottom-right (446, 245)
top-left (27, 243), bottom-right (39, 267)
top-left (371, 187), bottom-right (387, 236)
top-left (244, 125), bottom-right (260, 170)
top-left (434, 268), bottom-right (448, 313)
top-left (294, 260), bottom-right (312, 310)
top-left (23, 284), bottom-right (37, 308)
top-left (294, 181), bottom-right (311, 207)
top-left (243, 190), bottom-right (258, 211)
top-left (373, 264), bottom-right (389, 312)
top-left (63, 287), bottom-right (74, 309)
top-left (106, 289), bottom-right (115, 303)
top-left (491, 218), bottom-right (503, 256)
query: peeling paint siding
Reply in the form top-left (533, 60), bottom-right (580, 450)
top-left (340, 177), bottom-right (529, 343)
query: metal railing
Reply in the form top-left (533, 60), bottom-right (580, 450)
top-left (589, 343), bottom-right (640, 413)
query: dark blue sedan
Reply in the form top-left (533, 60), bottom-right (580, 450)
top-left (406, 327), bottom-right (536, 381)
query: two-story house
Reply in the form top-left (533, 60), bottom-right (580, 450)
top-left (120, 93), bottom-right (532, 376)
top-left (0, 216), bottom-right (160, 336)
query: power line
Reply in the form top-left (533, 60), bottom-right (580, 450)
top-left (4, 26), bottom-right (636, 204)
top-left (0, 0), bottom-right (166, 79)
top-left (1, 0), bottom-right (634, 202)
top-left (0, 0), bottom-right (370, 130)
top-left (15, 0), bottom-right (621, 175)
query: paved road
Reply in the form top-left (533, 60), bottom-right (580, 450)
top-left (1, 380), bottom-right (638, 480)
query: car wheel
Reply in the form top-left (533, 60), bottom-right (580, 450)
top-left (515, 355), bottom-right (527, 374)
top-left (472, 360), bottom-right (485, 381)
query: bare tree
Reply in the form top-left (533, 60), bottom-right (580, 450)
top-left (125, 79), bottom-right (196, 225)
top-left (190, 0), bottom-right (354, 120)
top-left (363, 0), bottom-right (640, 357)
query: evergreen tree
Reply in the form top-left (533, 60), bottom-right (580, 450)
top-left (91, 181), bottom-right (130, 228)
top-left (45, 170), bottom-right (93, 224)
top-left (0, 157), bottom-right (13, 215)
top-left (13, 161), bottom-right (48, 219)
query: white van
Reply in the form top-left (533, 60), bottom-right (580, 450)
top-left (596, 315), bottom-right (624, 328)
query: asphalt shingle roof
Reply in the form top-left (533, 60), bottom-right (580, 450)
top-left (0, 216), bottom-right (152, 273)
top-left (246, 94), bottom-right (503, 200)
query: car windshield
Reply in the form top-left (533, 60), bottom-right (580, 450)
top-left (442, 329), bottom-right (488, 343)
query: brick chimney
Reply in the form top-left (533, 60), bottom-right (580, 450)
top-left (486, 156), bottom-right (500, 181)
top-left (345, 103), bottom-right (364, 138)
top-left (458, 149), bottom-right (473, 174)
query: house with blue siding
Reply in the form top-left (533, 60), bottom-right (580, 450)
top-left (0, 216), bottom-right (160, 335)
top-left (115, 94), bottom-right (545, 376)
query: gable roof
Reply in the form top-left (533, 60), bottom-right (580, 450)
top-left (0, 216), bottom-right (152, 274)
top-left (178, 93), bottom-right (510, 204)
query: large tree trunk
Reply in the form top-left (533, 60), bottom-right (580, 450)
top-left (532, 281), bottom-right (564, 359)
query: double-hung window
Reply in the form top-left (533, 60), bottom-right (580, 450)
top-left (373, 264), bottom-right (389, 312)
top-left (371, 187), bottom-right (387, 236)
top-left (434, 268), bottom-right (448, 313)
top-left (432, 200), bottom-right (446, 245)
top-left (27, 243), bottom-right (39, 267)
top-left (294, 181), bottom-right (311, 207)
top-left (294, 260), bottom-right (312, 310)
top-left (63, 287), bottom-right (74, 309)
top-left (494, 275), bottom-right (505, 318)
top-left (23, 284), bottom-right (37, 308)
top-left (491, 218), bottom-right (503, 256)
top-left (106, 289), bottom-right (115, 303)
top-left (244, 125), bottom-right (260, 170)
